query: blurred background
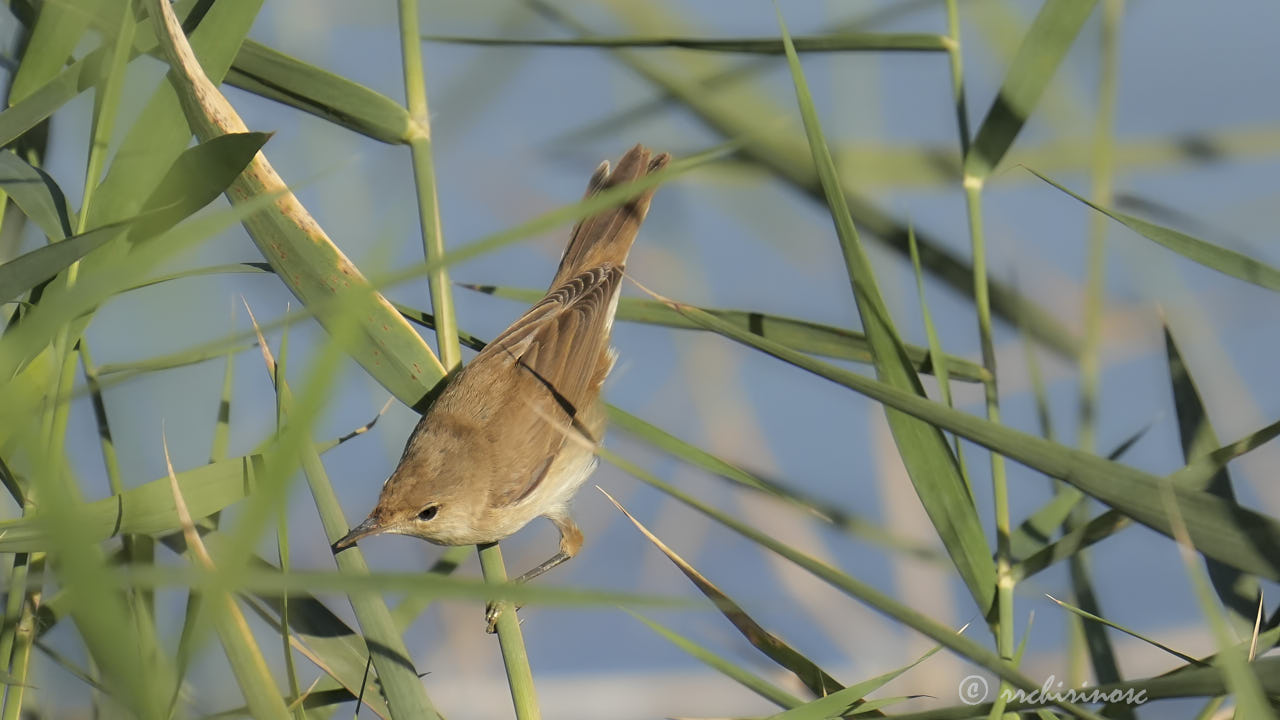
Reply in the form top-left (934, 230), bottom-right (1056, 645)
top-left (5, 0), bottom-right (1280, 717)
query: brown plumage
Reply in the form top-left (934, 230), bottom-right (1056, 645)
top-left (334, 146), bottom-right (669, 626)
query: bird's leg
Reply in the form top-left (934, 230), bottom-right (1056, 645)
top-left (485, 516), bottom-right (583, 633)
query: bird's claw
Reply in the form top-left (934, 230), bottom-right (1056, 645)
top-left (484, 601), bottom-right (523, 633)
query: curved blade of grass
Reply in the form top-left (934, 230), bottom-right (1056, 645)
top-left (242, 592), bottom-right (390, 719)
top-left (605, 405), bottom-right (944, 562)
top-left (886, 657), bottom-right (1280, 719)
top-left (461, 284), bottom-right (988, 382)
top-left (601, 449), bottom-right (1105, 720)
top-left (86, 0), bottom-right (259, 227)
top-left (1031, 168), bottom-right (1280, 293)
top-left (0, 424), bottom-right (364, 553)
top-left (95, 340), bottom-right (257, 383)
top-left (7, 0), bottom-right (101, 105)
top-left (0, 220), bottom-right (126, 302)
top-left (650, 293), bottom-right (1280, 582)
top-left (162, 434), bottom-right (290, 720)
top-left (0, 131), bottom-right (264, 304)
top-left (0, 0), bottom-right (196, 153)
top-left (1044, 593), bottom-right (1201, 666)
top-left (0, 150), bottom-right (73, 238)
top-left (601, 488), bottom-right (844, 699)
top-left (627, 610), bottom-right (804, 710)
top-left (774, 5), bottom-right (996, 616)
top-left (1006, 421), bottom-right (1152, 560)
top-left (1165, 325), bottom-right (1263, 635)
top-left (227, 40), bottom-right (414, 145)
top-left (763, 642), bottom-right (943, 719)
top-left (117, 563), bottom-right (679, 608)
top-left (0, 190), bottom-right (283, 393)
top-left (963, 0), bottom-right (1099, 181)
top-left (1013, 415), bottom-right (1280, 582)
top-left (531, 0), bottom-right (1078, 359)
top-left (373, 142), bottom-right (732, 297)
top-left (1165, 491), bottom-right (1276, 719)
top-left (145, 0), bottom-right (447, 409)
top-left (423, 33), bottom-right (950, 53)
top-left (245, 306), bottom-right (442, 720)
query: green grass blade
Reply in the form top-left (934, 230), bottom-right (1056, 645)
top-left (227, 40), bottom-right (414, 145)
top-left (1166, 496), bottom-right (1276, 719)
top-left (763, 643), bottom-right (942, 719)
top-left (774, 3), bottom-right (996, 616)
top-left (628, 610), bottom-right (804, 710)
top-left (964, 0), bottom-right (1100, 180)
top-left (87, 0), bottom-right (262, 227)
top-left (423, 33), bottom-right (950, 53)
top-left (462, 285), bottom-right (989, 382)
top-left (1165, 325), bottom-right (1262, 634)
top-left (241, 592), bottom-right (390, 719)
top-left (0, 150), bottom-right (73, 238)
top-left (161, 436), bottom-right (291, 720)
top-left (2, 130), bottom-right (271, 303)
top-left (606, 405), bottom-right (943, 561)
top-left (600, 448), bottom-right (1105, 720)
top-left (245, 319), bottom-right (442, 720)
top-left (1031, 168), bottom-right (1280, 293)
top-left (1044, 594), bottom-right (1201, 666)
top-left (533, 0), bottom-right (1079, 359)
top-left (7, 0), bottom-right (101, 105)
top-left (651, 296), bottom-right (1280, 582)
top-left (0, 220), bottom-right (127, 302)
top-left (145, 0), bottom-right (447, 408)
top-left (603, 489), bottom-right (844, 698)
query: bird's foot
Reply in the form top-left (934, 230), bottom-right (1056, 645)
top-left (484, 601), bottom-right (523, 634)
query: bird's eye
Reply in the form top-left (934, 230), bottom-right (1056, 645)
top-left (417, 505), bottom-right (440, 522)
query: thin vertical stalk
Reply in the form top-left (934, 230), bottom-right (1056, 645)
top-left (0, 561), bottom-right (42, 720)
top-left (963, 183), bottom-right (1013, 662)
top-left (397, 0), bottom-right (539, 714)
top-left (1079, 1), bottom-right (1122, 456)
top-left (1067, 0), bottom-right (1126, 698)
top-left (944, 0), bottom-right (969, 159)
top-left (947, 0), bottom-right (1012, 667)
top-left (399, 0), bottom-right (459, 372)
top-left (478, 544), bottom-right (541, 720)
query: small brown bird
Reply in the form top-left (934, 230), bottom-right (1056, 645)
top-left (334, 145), bottom-right (669, 628)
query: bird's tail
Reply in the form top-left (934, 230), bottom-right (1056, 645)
top-left (548, 144), bottom-right (670, 290)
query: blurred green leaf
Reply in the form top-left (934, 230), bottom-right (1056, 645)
top-left (1165, 325), bottom-right (1263, 634)
top-left (606, 405), bottom-right (944, 562)
top-left (1045, 593), bottom-right (1201, 666)
top-left (462, 284), bottom-right (989, 382)
top-left (602, 449), bottom-right (1104, 720)
top-left (0, 220), bottom-right (127, 302)
top-left (628, 610), bottom-right (804, 710)
top-left (964, 0), bottom-right (1099, 180)
top-left (0, 150), bottom-right (73, 238)
top-left (147, 0), bottom-right (449, 409)
top-left (7, 0), bottom-right (103, 105)
top-left (764, 643), bottom-right (941, 719)
top-left (604, 489), bottom-right (845, 699)
top-left (1032, 168), bottom-right (1280, 293)
top-left (536, 0), bottom-right (1080, 359)
top-left (775, 5), bottom-right (996, 615)
top-left (0, 132), bottom-right (267, 304)
top-left (656, 296), bottom-right (1280, 583)
top-left (227, 40), bottom-right (414, 145)
top-left (424, 32), bottom-right (950, 53)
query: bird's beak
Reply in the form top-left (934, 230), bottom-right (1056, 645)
top-left (332, 515), bottom-right (384, 552)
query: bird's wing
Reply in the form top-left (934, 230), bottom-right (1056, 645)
top-left (478, 266), bottom-right (621, 508)
top-left (482, 265), bottom-right (621, 416)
